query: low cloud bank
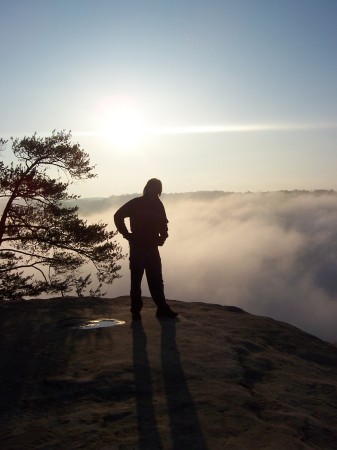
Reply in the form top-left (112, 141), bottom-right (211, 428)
top-left (79, 191), bottom-right (337, 342)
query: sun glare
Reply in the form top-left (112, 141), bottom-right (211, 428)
top-left (95, 96), bottom-right (146, 149)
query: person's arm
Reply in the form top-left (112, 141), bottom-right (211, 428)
top-left (114, 202), bottom-right (132, 240)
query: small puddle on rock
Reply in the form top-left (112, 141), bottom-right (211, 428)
top-left (74, 319), bottom-right (126, 330)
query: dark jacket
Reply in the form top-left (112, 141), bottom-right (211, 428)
top-left (114, 195), bottom-right (169, 247)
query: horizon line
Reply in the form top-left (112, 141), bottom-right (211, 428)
top-left (74, 188), bottom-right (337, 199)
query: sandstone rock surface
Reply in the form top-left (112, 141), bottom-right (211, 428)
top-left (1, 297), bottom-right (337, 449)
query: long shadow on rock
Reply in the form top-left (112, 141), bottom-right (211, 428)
top-left (159, 317), bottom-right (208, 450)
top-left (132, 320), bottom-right (163, 450)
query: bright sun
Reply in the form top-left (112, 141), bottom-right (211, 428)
top-left (96, 96), bottom-right (146, 149)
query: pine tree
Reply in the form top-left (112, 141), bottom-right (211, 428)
top-left (0, 131), bottom-right (123, 300)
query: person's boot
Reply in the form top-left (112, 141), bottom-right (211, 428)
top-left (156, 305), bottom-right (178, 318)
top-left (130, 307), bottom-right (142, 320)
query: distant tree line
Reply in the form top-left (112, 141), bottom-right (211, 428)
top-left (71, 189), bottom-right (337, 217)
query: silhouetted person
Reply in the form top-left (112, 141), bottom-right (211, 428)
top-left (114, 178), bottom-right (178, 320)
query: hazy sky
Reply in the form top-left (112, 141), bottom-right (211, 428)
top-left (1, 0), bottom-right (337, 195)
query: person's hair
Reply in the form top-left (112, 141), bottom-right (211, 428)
top-left (143, 178), bottom-right (162, 196)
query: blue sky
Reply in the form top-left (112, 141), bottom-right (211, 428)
top-left (1, 0), bottom-right (337, 195)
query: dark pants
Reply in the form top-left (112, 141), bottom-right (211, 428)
top-left (129, 244), bottom-right (167, 314)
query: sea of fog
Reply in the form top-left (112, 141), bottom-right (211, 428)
top-left (77, 191), bottom-right (337, 342)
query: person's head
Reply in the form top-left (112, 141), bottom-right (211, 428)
top-left (143, 178), bottom-right (162, 197)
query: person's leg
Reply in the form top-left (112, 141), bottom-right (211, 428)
top-left (129, 244), bottom-right (145, 318)
top-left (145, 247), bottom-right (177, 317)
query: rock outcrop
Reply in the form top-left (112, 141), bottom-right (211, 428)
top-left (1, 297), bottom-right (337, 449)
